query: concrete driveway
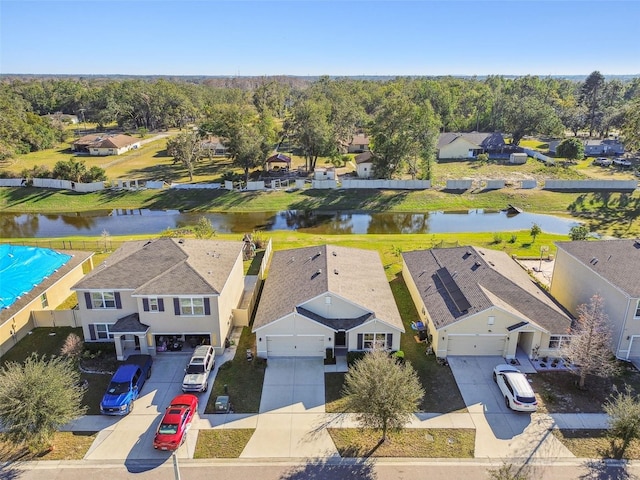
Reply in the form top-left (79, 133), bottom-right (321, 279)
top-left (448, 356), bottom-right (574, 459)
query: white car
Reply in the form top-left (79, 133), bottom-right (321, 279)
top-left (493, 364), bottom-right (538, 412)
top-left (613, 157), bottom-right (632, 168)
top-left (182, 345), bottom-right (215, 393)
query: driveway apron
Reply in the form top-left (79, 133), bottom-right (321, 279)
top-left (448, 356), bottom-right (574, 459)
top-left (240, 357), bottom-right (339, 458)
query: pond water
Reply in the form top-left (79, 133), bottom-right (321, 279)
top-left (0, 209), bottom-right (581, 238)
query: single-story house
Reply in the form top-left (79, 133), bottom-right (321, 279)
top-left (0, 245), bottom-right (93, 356)
top-left (72, 238), bottom-right (245, 360)
top-left (348, 133), bottom-right (370, 153)
top-left (437, 132), bottom-right (505, 160)
top-left (402, 246), bottom-right (572, 359)
top-left (550, 239), bottom-right (640, 362)
top-left (73, 134), bottom-right (141, 156)
top-left (201, 136), bottom-right (228, 156)
top-left (583, 139), bottom-right (624, 156)
top-left (253, 245), bottom-right (404, 358)
top-left (355, 151), bottom-right (373, 178)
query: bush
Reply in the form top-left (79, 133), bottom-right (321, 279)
top-left (508, 234), bottom-right (518, 244)
top-left (347, 351), bottom-right (366, 366)
top-left (325, 348), bottom-right (336, 365)
top-left (83, 342), bottom-right (115, 356)
top-left (492, 233), bottom-right (503, 245)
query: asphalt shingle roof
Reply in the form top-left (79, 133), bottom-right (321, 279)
top-left (253, 245), bottom-right (403, 332)
top-left (402, 246), bottom-right (572, 334)
top-left (555, 240), bottom-right (640, 298)
top-left (72, 238), bottom-right (243, 296)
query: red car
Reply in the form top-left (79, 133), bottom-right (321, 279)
top-left (153, 394), bottom-right (198, 451)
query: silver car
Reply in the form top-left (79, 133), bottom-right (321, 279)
top-left (493, 364), bottom-right (538, 412)
top-left (182, 345), bottom-right (215, 393)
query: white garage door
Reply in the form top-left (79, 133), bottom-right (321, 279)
top-left (447, 334), bottom-right (507, 356)
top-left (266, 335), bottom-right (325, 357)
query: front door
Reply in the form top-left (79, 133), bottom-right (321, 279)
top-left (335, 331), bottom-right (346, 347)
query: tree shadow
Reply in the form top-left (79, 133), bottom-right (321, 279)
top-left (579, 459), bottom-right (636, 480)
top-left (281, 457), bottom-right (377, 480)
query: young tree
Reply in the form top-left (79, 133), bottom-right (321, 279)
top-left (0, 353), bottom-right (86, 451)
top-left (166, 131), bottom-right (204, 182)
top-left (530, 223), bottom-right (542, 243)
top-left (193, 216), bottom-right (215, 239)
top-left (342, 348), bottom-right (424, 442)
top-left (569, 225), bottom-right (590, 241)
top-left (561, 294), bottom-right (619, 389)
top-left (556, 137), bottom-right (585, 161)
top-left (604, 386), bottom-right (640, 459)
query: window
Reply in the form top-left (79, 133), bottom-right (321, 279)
top-left (180, 297), bottom-right (205, 316)
top-left (95, 323), bottom-right (114, 340)
top-left (635, 300), bottom-right (640, 318)
top-left (363, 333), bottom-right (389, 349)
top-left (149, 297), bottom-right (159, 312)
top-left (549, 335), bottom-right (571, 349)
top-left (40, 293), bottom-right (49, 308)
top-left (91, 292), bottom-right (116, 309)
top-left (488, 316), bottom-right (495, 325)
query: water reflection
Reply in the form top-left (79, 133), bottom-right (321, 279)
top-left (0, 209), bottom-right (581, 238)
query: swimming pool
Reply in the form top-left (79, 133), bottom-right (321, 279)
top-left (0, 245), bottom-right (72, 310)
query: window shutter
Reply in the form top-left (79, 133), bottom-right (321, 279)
top-left (88, 324), bottom-right (96, 341)
top-left (204, 298), bottom-right (210, 315)
top-left (115, 292), bottom-right (122, 309)
top-left (84, 292), bottom-right (93, 309)
top-left (386, 334), bottom-right (392, 349)
top-left (174, 298), bottom-right (180, 315)
top-left (142, 298), bottom-right (149, 312)
top-left (357, 334), bottom-right (363, 350)
top-left (158, 298), bottom-right (165, 312)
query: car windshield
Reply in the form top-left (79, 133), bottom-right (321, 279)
top-left (516, 395), bottom-right (536, 404)
top-left (106, 382), bottom-right (129, 395)
top-left (186, 364), bottom-right (205, 374)
top-left (158, 423), bottom-right (178, 435)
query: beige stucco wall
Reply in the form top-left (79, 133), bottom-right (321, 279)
top-left (348, 319), bottom-right (401, 351)
top-left (550, 248), bottom-right (637, 358)
top-left (304, 294), bottom-right (367, 319)
top-left (215, 253), bottom-right (246, 353)
top-left (438, 138), bottom-right (478, 159)
top-left (255, 312), bottom-right (333, 357)
top-left (357, 162), bottom-right (373, 178)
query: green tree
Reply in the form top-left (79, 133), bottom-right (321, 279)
top-left (343, 349), bottom-right (424, 442)
top-left (52, 158), bottom-right (87, 182)
top-left (561, 294), bottom-right (619, 389)
top-left (501, 95), bottom-right (562, 146)
top-left (286, 97), bottom-right (335, 172)
top-left (0, 353), bottom-right (86, 451)
top-left (166, 131), bottom-right (204, 182)
top-left (569, 225), bottom-right (590, 241)
top-left (530, 223), bottom-right (542, 243)
top-left (556, 137), bottom-right (585, 161)
top-left (622, 97), bottom-right (640, 152)
top-left (193, 216), bottom-right (215, 239)
top-left (580, 71), bottom-right (605, 137)
top-left (604, 385), bottom-right (640, 459)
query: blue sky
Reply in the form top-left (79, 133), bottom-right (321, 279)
top-left (1, 0), bottom-right (639, 76)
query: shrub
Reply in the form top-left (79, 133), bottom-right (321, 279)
top-left (347, 351), bottom-right (366, 366)
top-left (492, 233), bottom-right (503, 245)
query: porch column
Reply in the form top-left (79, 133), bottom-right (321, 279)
top-left (137, 333), bottom-right (150, 356)
top-left (114, 333), bottom-right (125, 361)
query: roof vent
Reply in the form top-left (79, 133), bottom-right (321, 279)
top-left (332, 251), bottom-right (337, 256)
top-left (178, 239), bottom-right (185, 244)
top-left (475, 262), bottom-right (481, 267)
top-left (312, 251), bottom-right (322, 260)
top-left (311, 269), bottom-right (322, 279)
top-left (334, 269), bottom-right (339, 275)
top-left (590, 257), bottom-right (599, 265)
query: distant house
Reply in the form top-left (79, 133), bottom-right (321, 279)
top-left (44, 112), bottom-right (79, 124)
top-left (253, 245), bottom-right (404, 358)
top-left (201, 136), bottom-right (228, 156)
top-left (550, 239), bottom-right (640, 362)
top-left (583, 139), bottom-right (624, 156)
top-left (402, 246), bottom-right (572, 359)
top-left (437, 132), bottom-right (505, 160)
top-left (73, 134), bottom-right (141, 156)
top-left (355, 151), bottom-right (373, 178)
top-left (348, 133), bottom-right (370, 153)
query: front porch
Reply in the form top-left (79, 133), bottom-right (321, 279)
top-left (110, 313), bottom-right (151, 361)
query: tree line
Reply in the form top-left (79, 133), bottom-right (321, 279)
top-left (1, 72), bottom-right (639, 179)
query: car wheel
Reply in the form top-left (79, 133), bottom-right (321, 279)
top-left (492, 372), bottom-right (497, 383)
top-left (505, 396), bottom-right (511, 410)
top-left (204, 382), bottom-right (209, 392)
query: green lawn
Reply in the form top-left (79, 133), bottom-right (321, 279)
top-left (0, 431), bottom-right (97, 461)
top-left (193, 429), bottom-right (255, 458)
top-left (552, 429), bottom-right (640, 460)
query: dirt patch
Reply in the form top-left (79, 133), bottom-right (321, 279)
top-left (531, 364), bottom-right (640, 413)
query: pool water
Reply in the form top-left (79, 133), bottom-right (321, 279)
top-left (0, 245), bottom-right (71, 310)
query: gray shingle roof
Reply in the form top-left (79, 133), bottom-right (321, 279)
top-left (437, 132), bottom-right (505, 150)
top-left (555, 240), bottom-right (640, 297)
top-left (253, 245), bottom-right (403, 332)
top-left (72, 238), bottom-right (243, 296)
top-left (402, 246), bottom-right (572, 334)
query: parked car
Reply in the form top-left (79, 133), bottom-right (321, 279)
top-left (613, 157), bottom-right (632, 167)
top-left (153, 394), bottom-right (198, 451)
top-left (100, 354), bottom-right (153, 415)
top-left (492, 364), bottom-right (538, 412)
top-left (593, 157), bottom-right (612, 166)
top-left (182, 345), bottom-right (215, 393)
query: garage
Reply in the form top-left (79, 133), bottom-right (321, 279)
top-left (266, 335), bottom-right (325, 357)
top-left (447, 334), bottom-right (506, 356)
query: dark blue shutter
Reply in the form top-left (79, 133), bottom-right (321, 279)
top-left (386, 334), bottom-right (392, 349)
top-left (84, 292), bottom-right (93, 309)
top-left (142, 298), bottom-right (149, 312)
top-left (88, 324), bottom-right (96, 340)
top-left (357, 334), bottom-right (363, 350)
top-left (158, 298), bottom-right (165, 312)
top-left (115, 292), bottom-right (122, 309)
top-left (204, 298), bottom-right (210, 315)
top-left (174, 298), bottom-right (180, 315)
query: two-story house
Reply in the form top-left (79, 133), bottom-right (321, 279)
top-left (72, 238), bottom-right (245, 360)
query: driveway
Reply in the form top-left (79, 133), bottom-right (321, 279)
top-left (448, 356), bottom-right (574, 459)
